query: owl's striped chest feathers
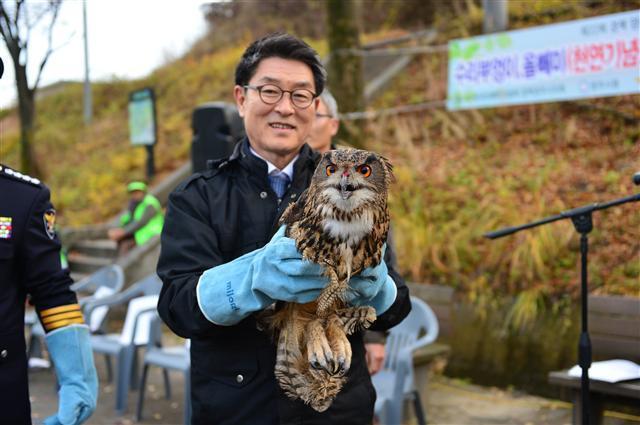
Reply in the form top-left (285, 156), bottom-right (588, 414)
top-left (288, 199), bottom-right (387, 281)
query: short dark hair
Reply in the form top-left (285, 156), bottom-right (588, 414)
top-left (235, 32), bottom-right (326, 95)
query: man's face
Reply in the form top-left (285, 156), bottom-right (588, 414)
top-left (234, 57), bottom-right (319, 161)
top-left (130, 190), bottom-right (145, 202)
top-left (308, 99), bottom-right (339, 153)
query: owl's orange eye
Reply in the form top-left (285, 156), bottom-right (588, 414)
top-left (357, 164), bottom-right (372, 177)
top-left (326, 164), bottom-right (337, 176)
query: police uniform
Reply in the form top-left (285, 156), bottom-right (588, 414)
top-left (0, 164), bottom-right (84, 423)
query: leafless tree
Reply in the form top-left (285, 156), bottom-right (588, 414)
top-left (0, 0), bottom-right (63, 176)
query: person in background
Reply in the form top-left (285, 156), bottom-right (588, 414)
top-left (308, 90), bottom-right (388, 376)
top-left (0, 163), bottom-right (98, 425)
top-left (157, 32), bottom-right (411, 424)
top-left (307, 89), bottom-right (340, 153)
top-left (108, 181), bottom-right (164, 256)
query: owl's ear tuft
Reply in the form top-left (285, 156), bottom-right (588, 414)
top-left (379, 155), bottom-right (395, 184)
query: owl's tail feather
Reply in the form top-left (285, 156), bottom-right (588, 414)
top-left (302, 369), bottom-right (345, 412)
top-left (275, 323), bottom-right (346, 412)
top-left (274, 325), bottom-right (309, 400)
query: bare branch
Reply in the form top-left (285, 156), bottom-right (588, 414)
top-left (27, 3), bottom-right (50, 31)
top-left (15, 0), bottom-right (23, 29)
top-left (0, 2), bottom-right (17, 45)
top-left (0, 1), bottom-right (21, 60)
top-left (33, 0), bottom-right (61, 91)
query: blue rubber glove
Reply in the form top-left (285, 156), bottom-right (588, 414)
top-left (347, 253), bottom-right (398, 315)
top-left (197, 226), bottom-right (327, 326)
top-left (44, 325), bottom-right (98, 425)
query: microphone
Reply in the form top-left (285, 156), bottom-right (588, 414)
top-left (633, 172), bottom-right (640, 186)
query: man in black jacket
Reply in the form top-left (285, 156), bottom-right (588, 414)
top-left (157, 32), bottom-right (411, 425)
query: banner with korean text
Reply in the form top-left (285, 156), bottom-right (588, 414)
top-left (447, 10), bottom-right (639, 110)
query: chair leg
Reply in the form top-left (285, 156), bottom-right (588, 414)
top-left (116, 346), bottom-right (136, 414)
top-left (389, 399), bottom-right (403, 425)
top-left (163, 368), bottom-right (172, 400)
top-left (184, 370), bottom-right (192, 425)
top-left (27, 334), bottom-right (43, 359)
top-left (104, 354), bottom-right (113, 383)
top-left (412, 390), bottom-right (427, 425)
top-left (136, 364), bottom-right (150, 422)
top-left (377, 399), bottom-right (390, 425)
top-left (131, 347), bottom-right (140, 390)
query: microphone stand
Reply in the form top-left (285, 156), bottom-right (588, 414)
top-left (484, 175), bottom-right (640, 425)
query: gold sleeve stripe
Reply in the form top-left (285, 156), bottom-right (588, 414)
top-left (40, 304), bottom-right (81, 318)
top-left (43, 317), bottom-right (86, 332)
top-left (41, 311), bottom-right (85, 324)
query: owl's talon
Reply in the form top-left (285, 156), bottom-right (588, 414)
top-left (306, 319), bottom-right (334, 373)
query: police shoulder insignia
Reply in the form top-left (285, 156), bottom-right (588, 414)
top-left (0, 164), bottom-right (41, 186)
top-left (44, 209), bottom-right (56, 239)
top-left (0, 216), bottom-right (12, 239)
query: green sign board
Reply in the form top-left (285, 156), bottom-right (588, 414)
top-left (128, 88), bottom-right (157, 146)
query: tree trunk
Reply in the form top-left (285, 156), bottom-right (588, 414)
top-left (327, 0), bottom-right (365, 148)
top-left (14, 60), bottom-right (41, 177)
top-left (1, 0), bottom-right (62, 178)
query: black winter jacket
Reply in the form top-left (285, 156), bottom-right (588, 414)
top-left (157, 139), bottom-right (411, 424)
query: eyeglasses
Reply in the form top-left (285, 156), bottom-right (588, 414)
top-left (315, 113), bottom-right (333, 119)
top-left (244, 84), bottom-right (317, 109)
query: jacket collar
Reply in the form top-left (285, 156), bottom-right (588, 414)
top-left (231, 137), bottom-right (319, 182)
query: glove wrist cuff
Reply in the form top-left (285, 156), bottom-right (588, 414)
top-left (196, 264), bottom-right (274, 326)
top-left (197, 270), bottom-right (245, 326)
top-left (368, 275), bottom-right (397, 315)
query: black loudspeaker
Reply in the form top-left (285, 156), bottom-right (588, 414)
top-left (191, 102), bottom-right (245, 173)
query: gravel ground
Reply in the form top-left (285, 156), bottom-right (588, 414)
top-left (27, 359), bottom-right (640, 425)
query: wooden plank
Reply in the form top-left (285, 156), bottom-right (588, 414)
top-left (430, 304), bottom-right (451, 321)
top-left (589, 295), bottom-right (640, 317)
top-left (408, 282), bottom-right (455, 304)
top-left (591, 335), bottom-right (640, 362)
top-left (413, 342), bottom-right (451, 367)
top-left (548, 370), bottom-right (640, 400)
top-left (589, 316), bottom-right (640, 339)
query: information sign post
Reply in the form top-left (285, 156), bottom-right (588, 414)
top-left (128, 88), bottom-right (158, 179)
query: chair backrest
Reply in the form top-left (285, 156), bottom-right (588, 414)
top-left (384, 296), bottom-right (439, 371)
top-left (71, 264), bottom-right (125, 294)
top-left (589, 295), bottom-right (640, 362)
top-left (82, 274), bottom-right (162, 335)
top-left (119, 294), bottom-right (161, 345)
top-left (116, 275), bottom-right (162, 345)
top-left (71, 265), bottom-right (125, 332)
top-left (119, 274), bottom-right (162, 300)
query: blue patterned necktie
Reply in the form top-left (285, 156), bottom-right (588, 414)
top-left (268, 171), bottom-right (290, 199)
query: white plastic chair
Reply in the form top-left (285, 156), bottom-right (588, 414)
top-left (72, 264), bottom-right (126, 332)
top-left (26, 264), bottom-right (125, 363)
top-left (136, 311), bottom-right (191, 424)
top-left (84, 274), bottom-right (162, 414)
top-left (372, 295), bottom-right (439, 425)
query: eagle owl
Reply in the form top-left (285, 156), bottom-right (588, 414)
top-left (269, 148), bottom-right (394, 412)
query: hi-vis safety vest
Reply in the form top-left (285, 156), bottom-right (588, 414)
top-left (120, 194), bottom-right (164, 245)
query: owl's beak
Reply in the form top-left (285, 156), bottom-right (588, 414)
top-left (340, 175), bottom-right (355, 200)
